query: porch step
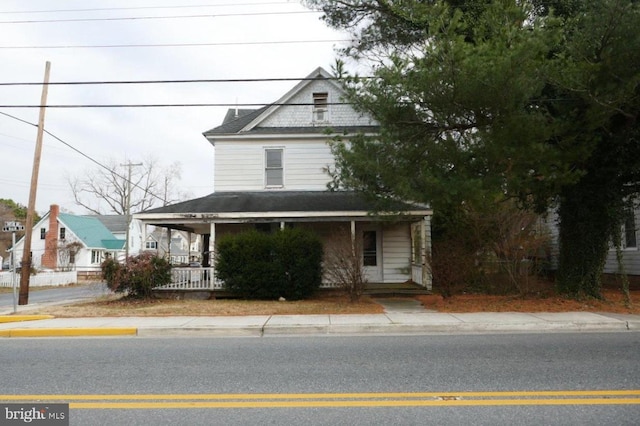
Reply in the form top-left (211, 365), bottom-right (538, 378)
top-left (363, 282), bottom-right (431, 296)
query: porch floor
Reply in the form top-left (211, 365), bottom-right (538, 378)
top-left (363, 282), bottom-right (431, 296)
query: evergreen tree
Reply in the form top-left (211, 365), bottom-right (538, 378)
top-left (306, 0), bottom-right (640, 298)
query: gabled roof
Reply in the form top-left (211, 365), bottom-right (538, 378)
top-left (202, 67), bottom-right (378, 139)
top-left (59, 213), bottom-right (125, 250)
top-left (88, 215), bottom-right (128, 234)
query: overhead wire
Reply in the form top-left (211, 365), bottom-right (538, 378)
top-left (0, 2), bottom-right (294, 15)
top-left (0, 76), bottom-right (369, 86)
top-left (0, 102), bottom-right (354, 109)
top-left (0, 39), bottom-right (349, 50)
top-left (0, 10), bottom-right (318, 24)
top-left (0, 111), bottom-right (172, 206)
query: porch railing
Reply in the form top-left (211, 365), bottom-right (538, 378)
top-left (155, 267), bottom-right (222, 291)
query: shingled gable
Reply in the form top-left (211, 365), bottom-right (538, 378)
top-left (202, 67), bottom-right (378, 141)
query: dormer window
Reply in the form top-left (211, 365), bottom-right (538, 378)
top-left (312, 92), bottom-right (328, 122)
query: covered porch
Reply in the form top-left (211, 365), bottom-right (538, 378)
top-left (133, 191), bottom-right (433, 293)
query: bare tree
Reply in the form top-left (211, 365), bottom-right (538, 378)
top-left (323, 226), bottom-right (368, 302)
top-left (67, 156), bottom-right (186, 214)
top-left (58, 241), bottom-right (83, 271)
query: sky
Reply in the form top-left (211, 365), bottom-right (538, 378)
top-left (0, 0), bottom-right (351, 216)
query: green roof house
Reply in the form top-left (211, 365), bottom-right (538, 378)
top-left (12, 205), bottom-right (125, 274)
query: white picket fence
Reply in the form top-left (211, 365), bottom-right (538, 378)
top-left (0, 271), bottom-right (77, 287)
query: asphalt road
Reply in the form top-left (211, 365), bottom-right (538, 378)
top-left (0, 282), bottom-right (109, 310)
top-left (1, 333), bottom-right (639, 425)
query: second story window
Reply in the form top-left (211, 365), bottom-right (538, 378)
top-left (312, 92), bottom-right (328, 122)
top-left (40, 228), bottom-right (46, 240)
top-left (265, 148), bottom-right (284, 187)
top-left (59, 227), bottom-right (66, 240)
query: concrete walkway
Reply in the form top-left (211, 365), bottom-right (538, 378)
top-left (1, 310), bottom-right (639, 338)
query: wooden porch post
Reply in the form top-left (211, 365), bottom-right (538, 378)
top-left (209, 223), bottom-right (216, 265)
top-left (421, 215), bottom-right (433, 290)
top-left (166, 227), bottom-right (171, 262)
top-left (140, 223), bottom-right (147, 254)
top-left (350, 220), bottom-right (356, 256)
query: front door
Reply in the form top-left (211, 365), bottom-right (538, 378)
top-left (362, 229), bottom-right (382, 282)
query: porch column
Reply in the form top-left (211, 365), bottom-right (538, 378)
top-left (140, 224), bottom-right (147, 253)
top-left (350, 220), bottom-right (356, 256)
top-left (421, 215), bottom-right (433, 290)
top-left (166, 227), bottom-right (171, 262)
top-left (208, 223), bottom-right (216, 266)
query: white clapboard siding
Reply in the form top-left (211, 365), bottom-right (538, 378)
top-left (214, 140), bottom-right (335, 191)
top-left (382, 224), bottom-right (412, 283)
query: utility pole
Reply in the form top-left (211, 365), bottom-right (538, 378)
top-left (19, 61), bottom-right (51, 305)
top-left (121, 161), bottom-right (142, 260)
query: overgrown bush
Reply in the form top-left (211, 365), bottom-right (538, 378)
top-left (102, 252), bottom-right (172, 299)
top-left (215, 228), bottom-right (323, 300)
top-left (323, 228), bottom-right (367, 302)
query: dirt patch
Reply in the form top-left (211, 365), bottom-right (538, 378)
top-left (416, 289), bottom-right (640, 314)
top-left (28, 292), bottom-right (386, 317)
top-left (21, 287), bottom-right (640, 317)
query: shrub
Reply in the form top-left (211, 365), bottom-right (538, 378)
top-left (323, 228), bottom-right (367, 302)
top-left (102, 252), bottom-right (172, 299)
top-left (215, 228), bottom-right (323, 300)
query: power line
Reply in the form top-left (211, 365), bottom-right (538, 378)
top-left (0, 76), bottom-right (362, 87)
top-left (0, 2), bottom-right (293, 15)
top-left (0, 10), bottom-right (317, 24)
top-left (0, 39), bottom-right (349, 50)
top-left (0, 110), bottom-right (170, 206)
top-left (0, 102), bottom-right (354, 109)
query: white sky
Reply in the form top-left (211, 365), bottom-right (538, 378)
top-left (0, 0), bottom-right (350, 215)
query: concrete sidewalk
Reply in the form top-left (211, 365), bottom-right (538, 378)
top-left (1, 311), bottom-right (639, 338)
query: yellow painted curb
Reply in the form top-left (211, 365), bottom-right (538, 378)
top-left (0, 328), bottom-right (137, 338)
top-left (0, 315), bottom-right (55, 323)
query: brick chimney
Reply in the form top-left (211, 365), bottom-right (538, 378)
top-left (42, 204), bottom-right (59, 270)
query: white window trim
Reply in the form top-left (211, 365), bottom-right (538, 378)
top-left (312, 92), bottom-right (329, 123)
top-left (264, 147), bottom-right (285, 188)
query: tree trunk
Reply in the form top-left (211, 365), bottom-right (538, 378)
top-left (556, 186), bottom-right (614, 299)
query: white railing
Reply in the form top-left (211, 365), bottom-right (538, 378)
top-left (158, 267), bottom-right (345, 291)
top-left (0, 271), bottom-right (77, 287)
top-left (155, 267), bottom-right (222, 291)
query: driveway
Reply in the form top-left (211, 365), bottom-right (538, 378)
top-left (0, 282), bottom-right (110, 313)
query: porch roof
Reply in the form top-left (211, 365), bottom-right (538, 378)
top-left (134, 191), bottom-right (431, 231)
top-left (139, 191), bottom-right (430, 215)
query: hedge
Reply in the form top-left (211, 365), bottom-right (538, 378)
top-left (215, 228), bottom-right (323, 300)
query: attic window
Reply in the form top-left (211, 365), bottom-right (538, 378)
top-left (59, 227), bottom-right (66, 240)
top-left (312, 92), bottom-right (328, 122)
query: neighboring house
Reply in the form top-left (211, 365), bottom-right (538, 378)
top-left (134, 67), bottom-right (433, 289)
top-left (144, 228), bottom-right (201, 265)
top-left (12, 205), bottom-right (125, 276)
top-left (89, 214), bottom-right (143, 259)
top-left (603, 207), bottom-right (640, 275)
top-left (543, 206), bottom-right (640, 276)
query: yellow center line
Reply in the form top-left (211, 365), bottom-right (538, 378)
top-left (66, 398), bottom-right (640, 409)
top-left (1, 390), bottom-right (640, 401)
top-left (1, 391), bottom-right (639, 409)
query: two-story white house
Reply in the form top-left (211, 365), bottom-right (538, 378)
top-left (134, 67), bottom-right (433, 291)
